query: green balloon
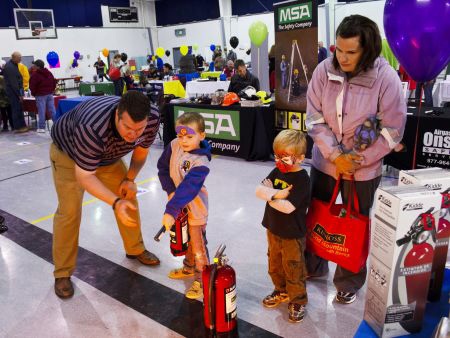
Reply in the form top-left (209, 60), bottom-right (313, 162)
top-left (248, 21), bottom-right (268, 47)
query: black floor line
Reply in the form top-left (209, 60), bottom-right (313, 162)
top-left (0, 166), bottom-right (51, 183)
top-left (0, 210), bottom-right (280, 338)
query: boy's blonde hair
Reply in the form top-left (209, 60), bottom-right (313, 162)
top-left (273, 129), bottom-right (307, 157)
top-left (175, 112), bottom-right (205, 133)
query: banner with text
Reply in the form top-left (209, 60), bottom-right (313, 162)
top-left (274, 0), bottom-right (318, 112)
top-left (174, 106), bottom-right (243, 157)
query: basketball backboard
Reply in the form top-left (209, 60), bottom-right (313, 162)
top-left (14, 8), bottom-right (57, 40)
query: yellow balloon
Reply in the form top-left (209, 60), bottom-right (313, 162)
top-left (180, 45), bottom-right (188, 56)
top-left (156, 47), bottom-right (165, 58)
top-left (152, 55), bottom-right (156, 61)
top-left (102, 48), bottom-right (109, 57)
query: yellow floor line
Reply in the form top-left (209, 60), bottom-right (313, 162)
top-left (30, 175), bottom-right (158, 224)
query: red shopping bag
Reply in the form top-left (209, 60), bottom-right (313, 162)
top-left (109, 64), bottom-right (121, 81)
top-left (306, 176), bottom-right (369, 273)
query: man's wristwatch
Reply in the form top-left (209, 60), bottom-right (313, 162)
top-left (112, 197), bottom-right (121, 210)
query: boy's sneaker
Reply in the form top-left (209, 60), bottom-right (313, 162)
top-left (168, 267), bottom-right (194, 279)
top-left (186, 281), bottom-right (203, 299)
top-left (288, 303), bottom-right (305, 323)
top-left (262, 290), bottom-right (289, 308)
top-left (335, 291), bottom-right (356, 304)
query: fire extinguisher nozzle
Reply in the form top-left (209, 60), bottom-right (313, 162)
top-left (154, 226), bottom-right (166, 242)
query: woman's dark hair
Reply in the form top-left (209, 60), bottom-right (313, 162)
top-left (164, 63), bottom-right (172, 70)
top-left (117, 91), bottom-right (150, 122)
top-left (332, 15), bottom-right (382, 74)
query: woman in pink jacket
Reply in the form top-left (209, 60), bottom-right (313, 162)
top-left (305, 15), bottom-right (407, 304)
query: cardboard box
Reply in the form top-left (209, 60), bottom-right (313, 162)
top-left (364, 185), bottom-right (442, 337)
top-left (398, 168), bottom-right (450, 301)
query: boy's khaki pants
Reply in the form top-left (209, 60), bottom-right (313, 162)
top-left (50, 143), bottom-right (145, 278)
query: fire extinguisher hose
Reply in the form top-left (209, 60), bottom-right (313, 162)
top-left (208, 264), bottom-right (217, 331)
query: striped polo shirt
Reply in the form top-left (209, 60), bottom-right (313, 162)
top-left (51, 96), bottom-right (159, 171)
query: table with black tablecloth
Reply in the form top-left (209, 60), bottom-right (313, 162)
top-left (384, 107), bottom-right (450, 170)
top-left (163, 103), bottom-right (275, 161)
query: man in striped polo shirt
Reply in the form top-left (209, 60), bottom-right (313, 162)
top-left (50, 91), bottom-right (160, 298)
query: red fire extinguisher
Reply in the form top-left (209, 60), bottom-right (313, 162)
top-left (429, 188), bottom-right (450, 301)
top-left (203, 244), bottom-right (237, 335)
top-left (154, 208), bottom-right (189, 256)
top-left (394, 207), bottom-right (436, 332)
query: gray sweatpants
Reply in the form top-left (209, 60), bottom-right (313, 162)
top-left (305, 167), bottom-right (381, 293)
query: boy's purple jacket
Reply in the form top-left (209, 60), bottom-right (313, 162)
top-left (306, 56), bottom-right (407, 181)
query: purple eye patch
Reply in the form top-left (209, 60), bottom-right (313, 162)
top-left (176, 125), bottom-right (196, 135)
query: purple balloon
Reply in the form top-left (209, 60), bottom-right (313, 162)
top-left (74, 51), bottom-right (80, 60)
top-left (384, 0), bottom-right (450, 82)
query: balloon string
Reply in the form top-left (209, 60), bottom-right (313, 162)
top-left (412, 85), bottom-right (423, 169)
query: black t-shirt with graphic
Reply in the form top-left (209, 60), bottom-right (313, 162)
top-left (262, 168), bottom-right (311, 239)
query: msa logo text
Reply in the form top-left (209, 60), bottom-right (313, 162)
top-left (279, 3), bottom-right (312, 24)
top-left (378, 195), bottom-right (392, 208)
top-left (403, 203), bottom-right (424, 211)
top-left (425, 183), bottom-right (442, 190)
top-left (400, 177), bottom-right (413, 185)
top-left (175, 107), bottom-right (240, 141)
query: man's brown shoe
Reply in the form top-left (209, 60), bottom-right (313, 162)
top-left (126, 250), bottom-right (160, 266)
top-left (55, 277), bottom-right (74, 299)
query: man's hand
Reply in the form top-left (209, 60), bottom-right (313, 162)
top-left (162, 213), bottom-right (175, 231)
top-left (273, 185), bottom-right (293, 200)
top-left (115, 200), bottom-right (138, 227)
top-left (119, 179), bottom-right (137, 200)
top-left (262, 179), bottom-right (273, 188)
top-left (334, 154), bottom-right (363, 177)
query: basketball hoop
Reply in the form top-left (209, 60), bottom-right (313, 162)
top-left (32, 28), bottom-right (47, 39)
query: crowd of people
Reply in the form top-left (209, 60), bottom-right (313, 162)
top-left (0, 51), bottom-right (56, 133)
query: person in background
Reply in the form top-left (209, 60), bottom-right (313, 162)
top-left (18, 62), bottom-right (30, 95)
top-left (306, 15), bottom-right (406, 304)
top-left (2, 51), bottom-right (27, 133)
top-left (179, 53), bottom-right (196, 74)
top-left (415, 79), bottom-right (435, 107)
top-left (94, 57), bottom-right (106, 82)
top-left (269, 57), bottom-right (275, 93)
top-left (29, 59), bottom-right (57, 133)
top-left (162, 63), bottom-right (174, 79)
top-left (214, 54), bottom-right (225, 71)
top-left (111, 54), bottom-right (123, 96)
top-left (228, 59), bottom-right (260, 94)
top-left (318, 41), bottom-right (328, 64)
top-left (223, 60), bottom-right (235, 80)
top-left (0, 62), bottom-right (12, 132)
top-left (227, 49), bottom-right (237, 63)
top-left (195, 54), bottom-right (205, 71)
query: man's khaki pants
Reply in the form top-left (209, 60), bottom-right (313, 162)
top-left (50, 143), bottom-right (145, 278)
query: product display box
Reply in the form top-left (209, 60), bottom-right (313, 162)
top-left (398, 168), bottom-right (450, 301)
top-left (364, 185), bottom-right (442, 337)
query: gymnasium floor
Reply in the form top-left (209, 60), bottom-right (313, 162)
top-left (0, 97), bottom-right (400, 338)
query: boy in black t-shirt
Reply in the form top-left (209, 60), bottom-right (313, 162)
top-left (256, 129), bottom-right (311, 323)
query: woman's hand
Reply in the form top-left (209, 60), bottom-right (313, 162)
top-left (334, 154), bottom-right (363, 178)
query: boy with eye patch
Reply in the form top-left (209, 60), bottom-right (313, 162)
top-left (157, 112), bottom-right (211, 299)
top-left (255, 129), bottom-right (311, 323)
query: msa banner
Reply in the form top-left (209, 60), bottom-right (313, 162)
top-left (174, 106), bottom-right (242, 156)
top-left (274, 0), bottom-right (317, 112)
